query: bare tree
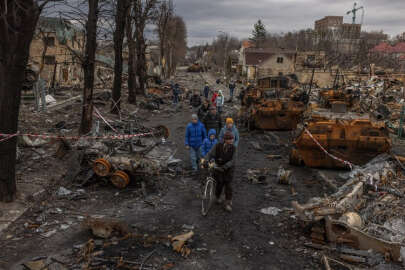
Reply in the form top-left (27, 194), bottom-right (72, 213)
top-left (156, 0), bottom-right (173, 79)
top-left (79, 0), bottom-right (100, 134)
top-left (132, 0), bottom-right (158, 95)
top-left (126, 3), bottom-right (137, 104)
top-left (166, 16), bottom-right (187, 76)
top-left (0, 0), bottom-right (51, 202)
top-left (111, 0), bottom-right (129, 114)
top-left (209, 33), bottom-right (239, 73)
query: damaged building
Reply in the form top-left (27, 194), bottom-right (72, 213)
top-left (314, 16), bottom-right (361, 54)
top-left (239, 47), bottom-right (327, 81)
top-left (29, 17), bottom-right (84, 87)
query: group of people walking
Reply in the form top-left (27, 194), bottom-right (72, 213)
top-left (184, 82), bottom-right (240, 212)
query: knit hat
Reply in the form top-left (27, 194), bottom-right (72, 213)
top-left (224, 131), bottom-right (234, 140)
top-left (191, 114), bottom-right (198, 120)
top-left (226, 118), bottom-right (234, 125)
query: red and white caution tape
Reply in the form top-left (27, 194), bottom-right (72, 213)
top-left (0, 131), bottom-right (154, 143)
top-left (0, 133), bottom-right (18, 143)
top-left (304, 128), bottom-right (354, 170)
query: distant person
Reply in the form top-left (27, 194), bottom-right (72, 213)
top-left (219, 118), bottom-right (240, 147)
top-left (203, 131), bottom-right (236, 212)
top-left (239, 87), bottom-right (246, 106)
top-left (211, 89), bottom-right (219, 107)
top-left (216, 78), bottom-right (221, 84)
top-left (216, 90), bottom-right (225, 114)
top-left (172, 83), bottom-right (180, 104)
top-left (202, 106), bottom-right (222, 135)
top-left (200, 129), bottom-right (218, 157)
top-left (203, 83), bottom-right (211, 99)
top-left (198, 99), bottom-right (210, 120)
top-left (185, 114), bottom-right (207, 172)
top-left (190, 90), bottom-right (202, 113)
top-left (229, 81), bottom-right (236, 101)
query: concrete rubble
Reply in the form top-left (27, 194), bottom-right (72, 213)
top-left (292, 154), bottom-right (405, 267)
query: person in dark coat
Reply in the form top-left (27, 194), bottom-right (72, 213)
top-left (203, 83), bottom-right (210, 99)
top-left (185, 114), bottom-right (207, 172)
top-left (229, 81), bottom-right (236, 101)
top-left (239, 87), bottom-right (246, 106)
top-left (189, 90), bottom-right (202, 113)
top-left (172, 83), bottom-right (180, 104)
top-left (202, 106), bottom-right (222, 135)
top-left (204, 131), bottom-right (236, 212)
top-left (198, 99), bottom-right (210, 120)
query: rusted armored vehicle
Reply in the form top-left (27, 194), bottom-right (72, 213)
top-left (318, 88), bottom-right (359, 110)
top-left (247, 98), bottom-right (306, 130)
top-left (241, 76), bottom-right (307, 130)
top-left (290, 118), bottom-right (391, 169)
top-left (187, 63), bottom-right (202, 72)
top-left (241, 86), bottom-right (261, 107)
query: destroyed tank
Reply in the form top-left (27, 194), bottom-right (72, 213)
top-left (290, 119), bottom-right (391, 169)
top-left (247, 98), bottom-right (305, 130)
top-left (187, 63), bottom-right (202, 72)
top-left (318, 88), bottom-right (359, 110)
top-left (242, 76), bottom-right (307, 131)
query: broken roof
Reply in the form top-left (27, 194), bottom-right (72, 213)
top-left (37, 17), bottom-right (82, 45)
top-left (96, 54), bottom-right (128, 73)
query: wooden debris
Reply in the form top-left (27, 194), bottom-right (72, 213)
top-left (171, 231), bottom-right (194, 257)
top-left (82, 217), bottom-right (129, 239)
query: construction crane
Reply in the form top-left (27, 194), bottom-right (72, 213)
top-left (346, 2), bottom-right (364, 24)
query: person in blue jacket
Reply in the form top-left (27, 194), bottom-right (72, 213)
top-left (219, 118), bottom-right (239, 147)
top-left (185, 114), bottom-right (207, 172)
top-left (201, 129), bottom-right (218, 157)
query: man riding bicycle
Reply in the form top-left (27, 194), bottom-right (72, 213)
top-left (202, 131), bottom-right (236, 212)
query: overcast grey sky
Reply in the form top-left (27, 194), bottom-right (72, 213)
top-left (174, 0), bottom-right (405, 46)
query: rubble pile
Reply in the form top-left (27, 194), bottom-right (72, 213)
top-left (72, 122), bottom-right (177, 189)
top-left (313, 76), bottom-right (405, 132)
top-left (238, 76), bottom-right (307, 131)
top-left (292, 154), bottom-right (405, 266)
top-left (21, 225), bottom-right (195, 270)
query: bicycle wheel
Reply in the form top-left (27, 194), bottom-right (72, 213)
top-left (201, 177), bottom-right (215, 216)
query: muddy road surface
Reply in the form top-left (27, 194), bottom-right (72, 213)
top-left (1, 71), bottom-right (332, 270)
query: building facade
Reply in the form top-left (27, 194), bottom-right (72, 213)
top-left (29, 17), bottom-right (84, 86)
top-left (240, 47), bottom-right (326, 81)
top-left (314, 16), bottom-right (361, 53)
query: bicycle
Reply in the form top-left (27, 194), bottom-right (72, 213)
top-left (200, 160), bottom-right (217, 216)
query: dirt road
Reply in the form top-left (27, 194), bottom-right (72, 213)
top-left (0, 71), bottom-right (329, 270)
